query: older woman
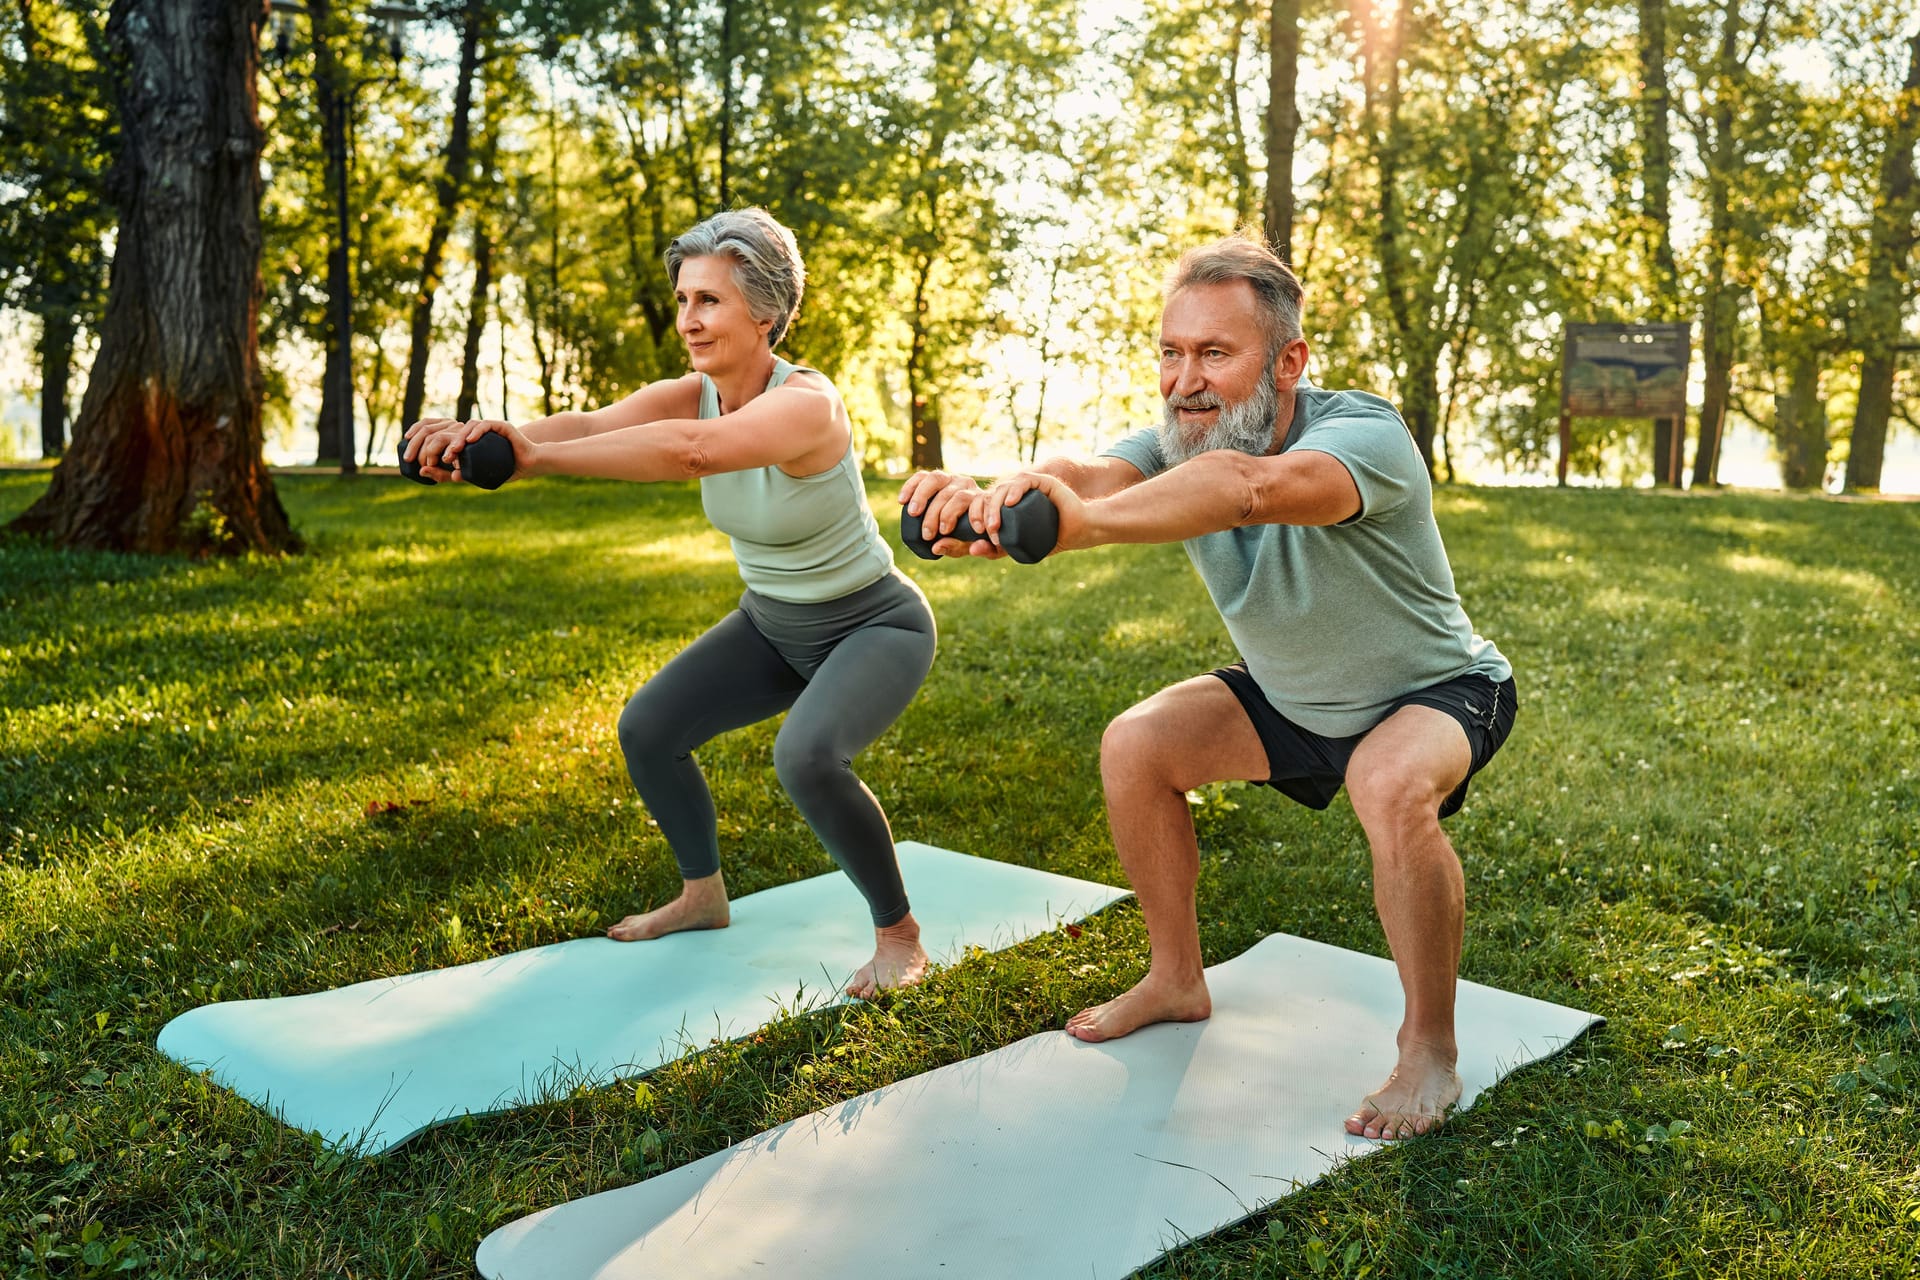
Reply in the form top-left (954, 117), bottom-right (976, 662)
top-left (403, 209), bottom-right (935, 996)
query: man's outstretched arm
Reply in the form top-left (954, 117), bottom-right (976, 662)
top-left (1034, 447), bottom-right (1360, 553)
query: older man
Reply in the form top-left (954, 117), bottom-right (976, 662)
top-left (901, 234), bottom-right (1515, 1140)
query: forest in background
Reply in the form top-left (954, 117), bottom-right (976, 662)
top-left (2, 0), bottom-right (1916, 491)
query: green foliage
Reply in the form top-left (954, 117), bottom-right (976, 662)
top-left (1, 474), bottom-right (1918, 1275)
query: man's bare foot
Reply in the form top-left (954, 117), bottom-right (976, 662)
top-left (607, 874), bottom-right (730, 941)
top-left (1065, 969), bottom-right (1212, 1042)
top-left (846, 915), bottom-right (929, 998)
top-left (1344, 1042), bottom-right (1461, 1140)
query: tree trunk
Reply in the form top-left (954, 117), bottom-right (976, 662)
top-left (1846, 30), bottom-right (1920, 493)
top-left (907, 249), bottom-right (942, 471)
top-left (1691, 1), bottom-right (1741, 490)
top-left (1369, 0), bottom-right (1434, 470)
top-left (1224, 0), bottom-right (1254, 225)
top-left (309, 0), bottom-right (353, 467)
top-left (1775, 348), bottom-right (1827, 490)
top-left (455, 225), bottom-right (492, 419)
top-left (399, 0), bottom-right (486, 431)
top-left (8, 0), bottom-right (294, 555)
top-left (1263, 0), bottom-right (1301, 258)
top-left (37, 312), bottom-right (74, 458)
top-left (718, 0), bottom-right (738, 209)
top-left (1638, 0), bottom-right (1684, 485)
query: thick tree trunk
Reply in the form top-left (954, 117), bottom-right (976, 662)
top-left (1774, 349), bottom-right (1827, 490)
top-left (37, 312), bottom-right (74, 458)
top-left (1846, 31), bottom-right (1920, 493)
top-left (1264, 0), bottom-right (1301, 258)
top-left (1639, 0), bottom-right (1684, 486)
top-left (399, 0), bottom-right (486, 431)
top-left (8, 0), bottom-right (294, 555)
top-left (309, 0), bottom-right (353, 466)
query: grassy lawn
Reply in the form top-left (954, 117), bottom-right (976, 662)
top-left (2, 471), bottom-right (1916, 1278)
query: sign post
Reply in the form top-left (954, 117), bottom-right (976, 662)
top-left (1559, 323), bottom-right (1692, 486)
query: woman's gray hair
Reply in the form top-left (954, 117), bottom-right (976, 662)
top-left (1165, 234), bottom-right (1304, 360)
top-left (665, 208), bottom-right (807, 349)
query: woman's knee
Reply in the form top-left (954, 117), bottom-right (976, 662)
top-left (773, 732), bottom-right (845, 796)
top-left (616, 689), bottom-right (677, 766)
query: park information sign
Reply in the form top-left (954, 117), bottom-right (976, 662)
top-left (1561, 323), bottom-right (1692, 418)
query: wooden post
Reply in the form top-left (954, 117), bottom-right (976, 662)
top-left (1557, 413), bottom-right (1572, 487)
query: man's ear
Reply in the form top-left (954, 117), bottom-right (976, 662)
top-left (1273, 338), bottom-right (1311, 388)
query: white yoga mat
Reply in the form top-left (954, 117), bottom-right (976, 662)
top-left (476, 932), bottom-right (1601, 1280)
top-left (155, 842), bottom-right (1129, 1155)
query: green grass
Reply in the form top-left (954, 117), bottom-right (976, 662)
top-left (1, 472), bottom-right (1916, 1278)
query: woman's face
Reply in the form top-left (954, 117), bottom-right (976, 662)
top-left (674, 255), bottom-right (773, 373)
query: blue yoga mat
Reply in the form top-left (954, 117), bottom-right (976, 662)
top-left (476, 932), bottom-right (1601, 1279)
top-left (156, 842), bottom-right (1128, 1154)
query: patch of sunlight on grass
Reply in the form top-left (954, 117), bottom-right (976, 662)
top-left (1722, 552), bottom-right (1889, 599)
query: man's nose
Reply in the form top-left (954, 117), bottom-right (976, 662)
top-left (1168, 357), bottom-right (1206, 397)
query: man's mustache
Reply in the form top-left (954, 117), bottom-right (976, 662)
top-left (1166, 392), bottom-right (1222, 411)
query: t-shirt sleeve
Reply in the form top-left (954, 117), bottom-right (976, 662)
top-left (1293, 408), bottom-right (1422, 523)
top-left (1098, 427), bottom-right (1168, 481)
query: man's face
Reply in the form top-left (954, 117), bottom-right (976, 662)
top-left (1157, 281), bottom-right (1274, 435)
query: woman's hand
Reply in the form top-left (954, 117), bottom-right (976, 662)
top-left (405, 417), bottom-right (538, 485)
top-left (900, 470), bottom-right (984, 556)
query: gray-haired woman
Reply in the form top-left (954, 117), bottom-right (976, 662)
top-left (403, 208), bottom-right (936, 996)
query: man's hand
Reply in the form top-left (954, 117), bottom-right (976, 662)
top-left (970, 471), bottom-right (1090, 558)
top-left (900, 470), bottom-right (984, 556)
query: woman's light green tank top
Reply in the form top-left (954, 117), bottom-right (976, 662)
top-left (697, 358), bottom-right (894, 604)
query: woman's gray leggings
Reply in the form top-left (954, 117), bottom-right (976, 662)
top-left (616, 571), bottom-right (936, 927)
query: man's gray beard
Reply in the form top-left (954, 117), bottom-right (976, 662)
top-left (1158, 367), bottom-right (1281, 466)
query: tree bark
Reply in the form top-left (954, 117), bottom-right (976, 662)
top-left (1263, 0), bottom-right (1301, 258)
top-left (907, 248), bottom-right (942, 471)
top-left (308, 0), bottom-right (353, 466)
top-left (1691, 1), bottom-right (1742, 489)
top-left (1638, 0), bottom-right (1684, 485)
top-left (399, 0), bottom-right (486, 431)
top-left (455, 224), bottom-right (491, 420)
top-left (8, 0), bottom-right (294, 555)
top-left (1224, 0), bottom-right (1254, 226)
top-left (37, 311), bottom-right (74, 458)
top-left (718, 0), bottom-right (738, 209)
top-left (1846, 30), bottom-right (1920, 493)
top-left (1774, 348), bottom-right (1827, 490)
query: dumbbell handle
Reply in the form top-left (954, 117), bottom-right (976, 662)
top-left (900, 489), bottom-right (1059, 565)
top-left (398, 429), bottom-right (516, 491)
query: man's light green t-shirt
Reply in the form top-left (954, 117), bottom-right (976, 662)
top-left (1100, 387), bottom-right (1510, 737)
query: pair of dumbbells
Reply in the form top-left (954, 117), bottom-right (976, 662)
top-left (398, 430), bottom-right (515, 490)
top-left (900, 490), bottom-right (1058, 564)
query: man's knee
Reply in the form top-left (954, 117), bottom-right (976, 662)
top-left (1347, 763), bottom-right (1449, 844)
top-left (1100, 702), bottom-right (1169, 786)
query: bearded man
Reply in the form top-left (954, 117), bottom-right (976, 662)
top-left (900, 234), bottom-right (1515, 1140)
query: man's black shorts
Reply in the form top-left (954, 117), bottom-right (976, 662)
top-left (1208, 663), bottom-right (1518, 819)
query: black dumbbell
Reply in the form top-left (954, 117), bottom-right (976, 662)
top-left (901, 489), bottom-right (1059, 565)
top-left (398, 429), bottom-right (515, 491)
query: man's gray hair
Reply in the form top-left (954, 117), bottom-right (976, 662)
top-left (665, 208), bottom-right (807, 349)
top-left (1165, 235), bottom-right (1304, 359)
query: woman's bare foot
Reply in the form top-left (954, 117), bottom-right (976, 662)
top-left (1344, 1041), bottom-right (1461, 1140)
top-left (1065, 968), bottom-right (1212, 1042)
top-left (846, 914), bottom-right (929, 998)
top-left (607, 872), bottom-right (730, 941)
